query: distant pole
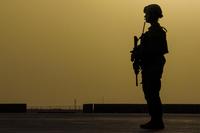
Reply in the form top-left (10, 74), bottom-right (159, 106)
top-left (74, 99), bottom-right (77, 110)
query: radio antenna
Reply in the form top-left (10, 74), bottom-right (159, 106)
top-left (142, 22), bottom-right (146, 34)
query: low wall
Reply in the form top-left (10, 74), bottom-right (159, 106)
top-left (83, 104), bottom-right (200, 113)
top-left (0, 104), bottom-right (26, 113)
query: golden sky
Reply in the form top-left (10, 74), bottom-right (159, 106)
top-left (0, 0), bottom-right (200, 106)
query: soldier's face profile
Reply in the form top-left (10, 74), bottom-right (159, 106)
top-left (144, 13), bottom-right (151, 23)
top-left (144, 13), bottom-right (158, 23)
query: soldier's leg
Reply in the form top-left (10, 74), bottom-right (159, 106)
top-left (148, 78), bottom-right (163, 121)
top-left (143, 70), bottom-right (163, 117)
top-left (142, 79), bottom-right (162, 120)
top-left (141, 76), bottom-right (164, 129)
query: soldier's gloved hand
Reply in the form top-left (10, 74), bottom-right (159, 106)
top-left (130, 46), bottom-right (139, 62)
top-left (133, 62), bottom-right (140, 75)
top-left (131, 52), bottom-right (135, 62)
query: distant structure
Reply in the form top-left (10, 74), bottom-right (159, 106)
top-left (74, 99), bottom-right (77, 110)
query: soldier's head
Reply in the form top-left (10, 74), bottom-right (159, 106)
top-left (144, 4), bottom-right (163, 23)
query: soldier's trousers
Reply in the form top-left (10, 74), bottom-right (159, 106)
top-left (141, 58), bottom-right (165, 121)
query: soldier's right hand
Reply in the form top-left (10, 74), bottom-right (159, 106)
top-left (133, 62), bottom-right (140, 75)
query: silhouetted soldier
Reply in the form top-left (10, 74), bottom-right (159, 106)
top-left (131, 4), bottom-right (168, 129)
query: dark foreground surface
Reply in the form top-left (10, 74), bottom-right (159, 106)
top-left (0, 113), bottom-right (200, 133)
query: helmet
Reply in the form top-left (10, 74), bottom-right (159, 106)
top-left (144, 4), bottom-right (163, 18)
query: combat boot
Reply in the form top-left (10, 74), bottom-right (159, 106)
top-left (140, 120), bottom-right (165, 130)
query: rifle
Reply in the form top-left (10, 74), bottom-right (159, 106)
top-left (133, 36), bottom-right (139, 86)
top-left (130, 22), bottom-right (146, 86)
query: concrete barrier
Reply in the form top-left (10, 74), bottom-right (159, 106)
top-left (93, 104), bottom-right (147, 113)
top-left (83, 104), bottom-right (200, 113)
top-left (0, 104), bottom-right (26, 113)
top-left (83, 104), bottom-right (93, 113)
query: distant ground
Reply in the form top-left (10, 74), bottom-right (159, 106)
top-left (0, 113), bottom-right (199, 133)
